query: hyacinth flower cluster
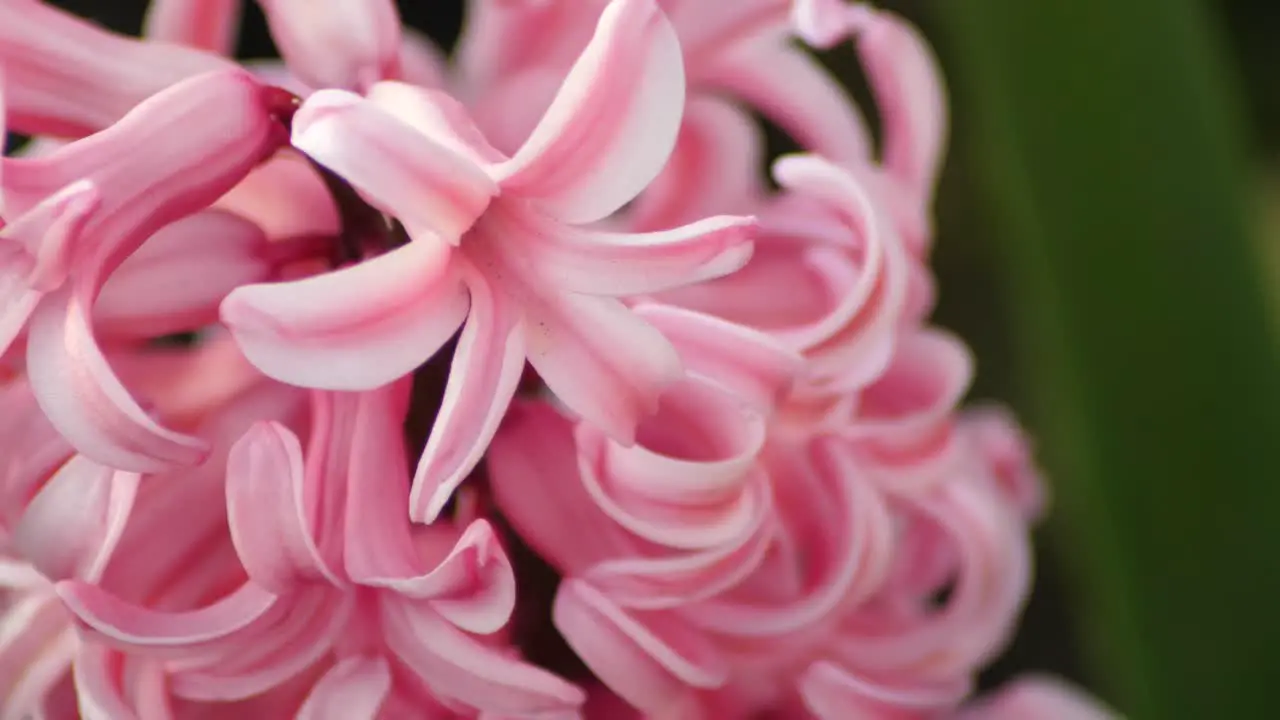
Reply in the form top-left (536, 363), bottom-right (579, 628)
top-left (0, 0), bottom-right (1122, 717)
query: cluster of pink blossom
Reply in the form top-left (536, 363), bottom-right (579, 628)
top-left (0, 0), bottom-right (1120, 717)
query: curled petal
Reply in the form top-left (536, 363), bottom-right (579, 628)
top-left (221, 240), bottom-right (469, 390)
top-left (848, 329), bottom-right (975, 489)
top-left (0, 180), bottom-right (99, 354)
top-left (73, 644), bottom-right (173, 720)
top-left (0, 590), bottom-right (78, 717)
top-left (94, 210), bottom-right (272, 338)
top-left (143, 0), bottom-right (242, 55)
top-left (341, 382), bottom-right (422, 582)
top-left (381, 599), bottom-right (585, 716)
top-left (701, 45), bottom-right (870, 166)
top-left (257, 0), bottom-right (402, 92)
top-left (574, 378), bottom-right (769, 551)
top-left (226, 421), bottom-right (342, 593)
top-left (687, 440), bottom-right (895, 635)
top-left (56, 580), bottom-right (282, 657)
top-left (0, 0), bottom-right (231, 137)
top-left (960, 405), bottom-right (1049, 523)
top-left (493, 204), bottom-right (755, 297)
top-left (798, 661), bottom-right (971, 720)
top-left (359, 520), bottom-right (517, 636)
top-left (634, 304), bottom-right (801, 414)
top-left (291, 89), bottom-right (497, 243)
top-left (487, 400), bottom-right (628, 574)
top-left (0, 379), bottom-right (73, 532)
top-left (952, 676), bottom-right (1121, 720)
top-left (835, 481), bottom-right (1032, 681)
top-left (297, 656), bottom-right (393, 720)
top-left (409, 270), bottom-right (526, 524)
top-left (11, 455), bottom-right (139, 582)
top-left (524, 291), bottom-right (682, 446)
top-left (554, 580), bottom-right (726, 714)
top-left (166, 588), bottom-right (349, 701)
top-left (583, 491), bottom-right (775, 609)
top-left (496, 0), bottom-right (686, 224)
top-left (4, 69), bottom-right (284, 283)
top-left (26, 286), bottom-right (209, 472)
top-left (855, 10), bottom-right (948, 204)
top-left (772, 154), bottom-right (909, 390)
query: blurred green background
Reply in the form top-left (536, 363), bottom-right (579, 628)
top-left (24, 1), bottom-right (1280, 717)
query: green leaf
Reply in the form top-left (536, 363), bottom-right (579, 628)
top-left (933, 1), bottom-right (1280, 717)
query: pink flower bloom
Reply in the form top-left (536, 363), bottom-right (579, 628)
top-left (0, 2), bottom-right (1114, 718)
top-left (1, 69), bottom-right (289, 472)
top-left (221, 0), bottom-right (757, 523)
top-left (58, 383), bottom-right (583, 718)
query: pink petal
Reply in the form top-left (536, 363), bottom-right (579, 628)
top-left (0, 590), bottom-right (78, 717)
top-left (855, 10), bottom-right (948, 204)
top-left (798, 661), bottom-right (971, 720)
top-left (398, 27), bottom-right (450, 89)
top-left (486, 400), bottom-right (628, 574)
top-left (634, 303), bottom-right (801, 413)
top-left (257, 0), bottom-right (402, 92)
top-left (291, 89), bottom-right (497, 243)
top-left (56, 580), bottom-right (283, 653)
top-left (363, 520), bottom-right (516, 635)
top-left (167, 588), bottom-right (349, 701)
top-left (772, 154), bottom-right (910, 390)
top-left (952, 676), bottom-right (1120, 720)
top-left (341, 381), bottom-right (422, 582)
top-left (143, 0), bottom-right (243, 55)
top-left (452, 0), bottom-right (602, 95)
top-left (0, 1), bottom-right (232, 137)
top-left (848, 328), bottom-right (974, 475)
top-left (960, 405), bottom-right (1049, 523)
top-left (4, 69), bottom-right (284, 281)
top-left (789, 0), bottom-right (863, 50)
top-left (490, 203), bottom-right (756, 297)
top-left (73, 645), bottom-right (174, 720)
top-left (554, 579), bottom-right (726, 714)
top-left (686, 440), bottom-right (895, 635)
top-left (0, 180), bottom-right (99, 355)
top-left (226, 421), bottom-right (342, 594)
top-left (94, 210), bottom-right (272, 338)
top-left (496, 0), bottom-right (686, 224)
top-left (833, 481), bottom-right (1031, 681)
top-left (0, 379), bottom-right (73, 533)
top-left (365, 82), bottom-right (505, 166)
top-left (213, 150), bottom-right (339, 240)
top-left (11, 455), bottom-right (139, 582)
top-left (628, 97), bottom-right (766, 230)
top-left (524, 291), bottom-right (683, 445)
top-left (221, 240), bottom-right (469, 391)
top-left (408, 267), bottom-right (525, 524)
top-left (700, 45), bottom-right (870, 167)
top-left (26, 285), bottom-right (209, 473)
top-left (296, 657), bottom-right (392, 720)
top-left (582, 493), bottom-right (776, 609)
top-left (574, 377), bottom-right (769, 551)
top-left (381, 599), bottom-right (586, 715)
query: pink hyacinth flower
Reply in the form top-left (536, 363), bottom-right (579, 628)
top-left (221, 0), bottom-right (757, 523)
top-left (1, 69), bottom-right (289, 473)
top-left (58, 382), bottom-right (584, 718)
